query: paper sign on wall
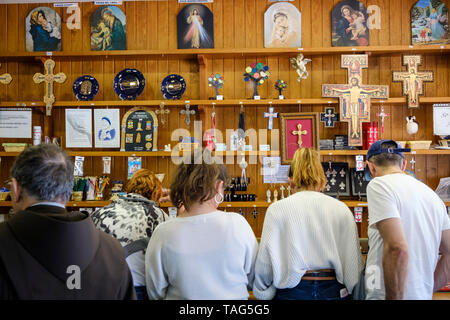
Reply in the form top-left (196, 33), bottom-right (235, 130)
top-left (0, 109), bottom-right (32, 138)
top-left (94, 109), bottom-right (120, 148)
top-left (66, 109), bottom-right (92, 148)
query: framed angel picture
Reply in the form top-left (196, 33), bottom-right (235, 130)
top-left (264, 2), bottom-right (301, 48)
top-left (177, 4), bottom-right (214, 49)
top-left (25, 7), bottom-right (62, 52)
top-left (279, 112), bottom-right (320, 164)
top-left (91, 6), bottom-right (127, 51)
top-left (411, 0), bottom-right (449, 45)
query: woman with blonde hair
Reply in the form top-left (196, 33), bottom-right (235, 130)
top-left (253, 148), bottom-right (364, 300)
top-left (145, 155), bottom-right (258, 300)
top-left (91, 168), bottom-right (168, 300)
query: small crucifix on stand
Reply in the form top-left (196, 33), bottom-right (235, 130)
top-left (33, 59), bottom-right (67, 116)
top-left (392, 55), bottom-right (433, 109)
top-left (322, 54), bottom-right (389, 146)
top-left (376, 103), bottom-right (389, 136)
top-left (0, 63), bottom-right (12, 85)
top-left (264, 106), bottom-right (278, 130)
top-left (156, 102), bottom-right (170, 127)
top-left (292, 123), bottom-right (307, 148)
top-left (180, 104), bottom-right (196, 126)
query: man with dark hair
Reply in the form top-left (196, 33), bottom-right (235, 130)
top-left (365, 140), bottom-right (450, 300)
top-left (0, 144), bottom-right (136, 299)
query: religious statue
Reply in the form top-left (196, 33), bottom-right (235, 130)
top-left (290, 54), bottom-right (311, 83)
top-left (266, 189), bottom-right (271, 203)
top-left (273, 189), bottom-right (278, 202)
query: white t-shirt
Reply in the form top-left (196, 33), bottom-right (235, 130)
top-left (145, 211), bottom-right (258, 300)
top-left (366, 173), bottom-right (450, 300)
top-left (253, 191), bottom-right (365, 300)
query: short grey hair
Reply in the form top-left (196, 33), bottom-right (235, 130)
top-left (11, 144), bottom-right (74, 203)
top-left (369, 141), bottom-right (404, 168)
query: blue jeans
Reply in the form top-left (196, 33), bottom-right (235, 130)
top-left (134, 286), bottom-right (149, 300)
top-left (275, 279), bottom-right (352, 300)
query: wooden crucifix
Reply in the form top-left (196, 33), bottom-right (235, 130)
top-left (0, 63), bottom-right (12, 85)
top-left (322, 54), bottom-right (389, 146)
top-left (33, 59), bottom-right (66, 116)
top-left (292, 123), bottom-right (307, 148)
top-left (392, 55), bottom-right (433, 109)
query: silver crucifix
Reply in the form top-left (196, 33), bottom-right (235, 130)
top-left (156, 102), bottom-right (170, 126)
top-left (180, 104), bottom-right (196, 126)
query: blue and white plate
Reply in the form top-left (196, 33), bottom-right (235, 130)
top-left (161, 74), bottom-right (186, 100)
top-left (114, 68), bottom-right (145, 100)
top-left (73, 75), bottom-right (99, 101)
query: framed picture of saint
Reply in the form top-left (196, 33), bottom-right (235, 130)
top-left (25, 7), bottom-right (62, 52)
top-left (331, 0), bottom-right (370, 47)
top-left (91, 6), bottom-right (127, 51)
top-left (177, 4), bottom-right (214, 49)
top-left (264, 2), bottom-right (301, 48)
top-left (411, 0), bottom-right (449, 45)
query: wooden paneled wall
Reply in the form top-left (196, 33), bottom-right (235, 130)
top-left (0, 0), bottom-right (449, 238)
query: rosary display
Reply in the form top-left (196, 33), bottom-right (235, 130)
top-left (322, 162), bottom-right (350, 197)
top-left (350, 168), bottom-right (369, 197)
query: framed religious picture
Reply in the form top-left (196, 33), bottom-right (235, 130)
top-left (25, 7), bottom-right (62, 52)
top-left (120, 107), bottom-right (158, 152)
top-left (91, 6), bottom-right (126, 51)
top-left (331, 0), bottom-right (370, 47)
top-left (279, 112), bottom-right (320, 164)
top-left (322, 162), bottom-right (351, 197)
top-left (177, 4), bottom-right (214, 49)
top-left (411, 0), bottom-right (449, 45)
top-left (264, 2), bottom-right (301, 48)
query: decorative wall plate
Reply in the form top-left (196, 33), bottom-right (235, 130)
top-left (114, 68), bottom-right (145, 100)
top-left (161, 74), bottom-right (186, 100)
top-left (73, 75), bottom-right (99, 101)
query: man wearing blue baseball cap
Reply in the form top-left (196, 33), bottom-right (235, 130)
top-left (364, 140), bottom-right (450, 300)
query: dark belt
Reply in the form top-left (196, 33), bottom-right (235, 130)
top-left (302, 269), bottom-right (336, 281)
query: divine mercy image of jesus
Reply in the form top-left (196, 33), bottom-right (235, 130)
top-left (177, 4), bottom-right (214, 49)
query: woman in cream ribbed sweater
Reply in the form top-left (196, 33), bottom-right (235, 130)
top-left (253, 148), bottom-right (364, 300)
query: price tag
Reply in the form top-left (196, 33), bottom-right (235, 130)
top-left (356, 155), bottom-right (364, 171)
top-left (216, 95), bottom-right (223, 100)
top-left (254, 96), bottom-right (261, 100)
top-left (46, 52), bottom-right (53, 56)
top-left (354, 207), bottom-right (363, 223)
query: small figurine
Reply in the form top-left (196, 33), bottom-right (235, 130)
top-left (273, 189), bottom-right (278, 202)
top-left (164, 144), bottom-right (171, 152)
top-left (287, 185), bottom-right (291, 197)
top-left (406, 116), bottom-right (419, 135)
top-left (274, 79), bottom-right (287, 99)
top-left (290, 54), bottom-right (312, 83)
top-left (280, 185), bottom-right (285, 199)
top-left (266, 188), bottom-right (271, 203)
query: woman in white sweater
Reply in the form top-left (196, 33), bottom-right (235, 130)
top-left (253, 148), bottom-right (364, 300)
top-left (145, 157), bottom-right (258, 300)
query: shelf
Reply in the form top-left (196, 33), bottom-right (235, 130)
top-left (2, 97), bottom-right (450, 108)
top-left (0, 200), bottom-right (448, 209)
top-left (320, 149), bottom-right (450, 155)
top-left (0, 149), bottom-right (448, 158)
top-left (1, 44), bottom-right (449, 60)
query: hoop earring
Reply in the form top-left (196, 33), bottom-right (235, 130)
top-left (214, 192), bottom-right (224, 205)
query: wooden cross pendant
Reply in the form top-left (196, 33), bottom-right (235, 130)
top-left (180, 104), bottom-right (196, 126)
top-left (0, 63), bottom-right (12, 85)
top-left (392, 55), bottom-right (433, 109)
top-left (33, 59), bottom-right (66, 116)
top-left (156, 102), bottom-right (170, 126)
top-left (292, 123), bottom-right (307, 148)
top-left (322, 55), bottom-right (389, 146)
